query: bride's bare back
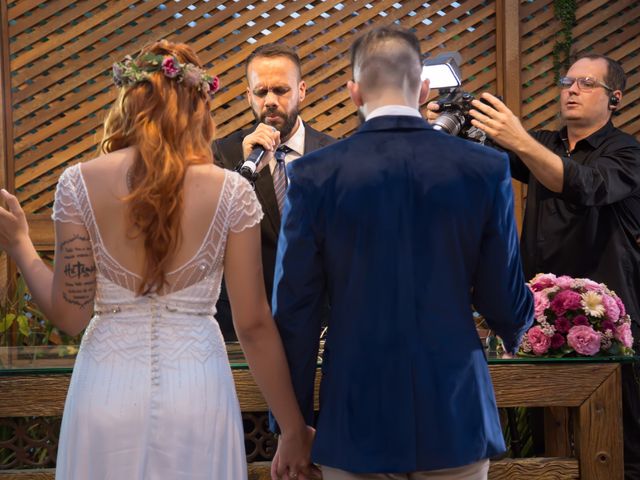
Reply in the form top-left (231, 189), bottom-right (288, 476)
top-left (81, 146), bottom-right (224, 285)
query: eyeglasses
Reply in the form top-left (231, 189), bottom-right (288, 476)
top-left (558, 76), bottom-right (613, 92)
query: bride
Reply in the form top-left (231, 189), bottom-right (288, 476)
top-left (0, 40), bottom-right (314, 480)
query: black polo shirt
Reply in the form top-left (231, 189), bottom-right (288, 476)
top-left (510, 121), bottom-right (640, 327)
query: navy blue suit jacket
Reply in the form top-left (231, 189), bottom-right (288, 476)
top-left (272, 115), bottom-right (534, 473)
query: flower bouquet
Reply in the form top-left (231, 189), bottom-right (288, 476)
top-left (519, 273), bottom-right (635, 357)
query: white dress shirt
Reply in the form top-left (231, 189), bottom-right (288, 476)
top-left (269, 116), bottom-right (305, 174)
top-left (366, 105), bottom-right (423, 121)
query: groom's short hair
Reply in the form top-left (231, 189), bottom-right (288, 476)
top-left (350, 25), bottom-right (422, 94)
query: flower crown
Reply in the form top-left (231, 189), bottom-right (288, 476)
top-left (112, 53), bottom-right (220, 99)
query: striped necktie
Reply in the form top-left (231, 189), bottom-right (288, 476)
top-left (273, 145), bottom-right (291, 214)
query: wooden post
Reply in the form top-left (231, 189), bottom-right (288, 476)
top-left (495, 0), bottom-right (526, 233)
top-left (0, 0), bottom-right (16, 302)
top-left (574, 366), bottom-right (624, 479)
top-left (544, 406), bottom-right (572, 457)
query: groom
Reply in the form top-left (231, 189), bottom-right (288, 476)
top-left (271, 26), bottom-right (534, 479)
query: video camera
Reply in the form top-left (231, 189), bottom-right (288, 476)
top-left (422, 53), bottom-right (493, 144)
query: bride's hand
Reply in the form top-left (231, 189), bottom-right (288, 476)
top-left (273, 425), bottom-right (320, 480)
top-left (0, 189), bottom-right (30, 255)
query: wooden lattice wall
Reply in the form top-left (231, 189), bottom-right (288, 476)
top-left (519, 0), bottom-right (640, 133)
top-left (0, 0), bottom-right (639, 255)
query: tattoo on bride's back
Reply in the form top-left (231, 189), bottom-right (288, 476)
top-left (60, 234), bottom-right (96, 308)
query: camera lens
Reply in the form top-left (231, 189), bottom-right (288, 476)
top-left (432, 111), bottom-right (465, 136)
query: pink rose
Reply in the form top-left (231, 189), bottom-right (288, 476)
top-left (528, 326), bottom-right (552, 355)
top-left (208, 75), bottom-right (220, 94)
top-left (555, 276), bottom-right (574, 289)
top-left (161, 57), bottom-right (180, 78)
top-left (615, 323), bottom-right (634, 349)
top-left (550, 333), bottom-right (566, 349)
top-left (567, 326), bottom-right (602, 356)
top-left (550, 289), bottom-right (582, 316)
top-left (573, 315), bottom-right (590, 326)
top-left (530, 273), bottom-right (557, 292)
top-left (601, 294), bottom-right (620, 322)
top-left (582, 279), bottom-right (604, 292)
top-left (554, 317), bottom-right (571, 334)
top-left (615, 295), bottom-right (627, 318)
top-left (533, 291), bottom-right (550, 320)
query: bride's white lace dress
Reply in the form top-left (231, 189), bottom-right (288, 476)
top-left (52, 164), bottom-right (262, 479)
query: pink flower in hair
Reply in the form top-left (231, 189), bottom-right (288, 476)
top-left (208, 76), bottom-right (220, 94)
top-left (161, 56), bottom-right (180, 78)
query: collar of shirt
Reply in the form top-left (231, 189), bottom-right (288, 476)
top-left (270, 116), bottom-right (305, 173)
top-left (366, 105), bottom-right (423, 121)
top-left (559, 120), bottom-right (615, 152)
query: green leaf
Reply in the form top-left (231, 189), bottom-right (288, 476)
top-left (0, 314), bottom-right (16, 333)
top-left (608, 343), bottom-right (621, 355)
top-left (17, 315), bottom-right (31, 336)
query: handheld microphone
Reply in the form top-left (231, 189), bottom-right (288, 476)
top-left (236, 147), bottom-right (266, 181)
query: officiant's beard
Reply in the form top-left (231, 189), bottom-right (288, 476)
top-left (254, 107), bottom-right (299, 142)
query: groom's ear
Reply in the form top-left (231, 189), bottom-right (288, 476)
top-left (348, 80), bottom-right (363, 108)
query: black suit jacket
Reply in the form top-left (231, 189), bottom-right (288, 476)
top-left (214, 123), bottom-right (336, 339)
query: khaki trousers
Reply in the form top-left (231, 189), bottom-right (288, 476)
top-left (321, 459), bottom-right (489, 480)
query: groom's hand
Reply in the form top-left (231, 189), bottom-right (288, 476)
top-left (271, 426), bottom-right (321, 480)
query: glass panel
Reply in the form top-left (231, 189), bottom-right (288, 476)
top-left (0, 345), bottom-right (637, 376)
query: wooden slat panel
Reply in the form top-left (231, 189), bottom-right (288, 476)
top-left (7, 0), bottom-right (64, 34)
top-left (27, 214), bottom-right (55, 249)
top-left (2, 0), bottom-right (639, 233)
top-left (12, 0), bottom-right (226, 124)
top-left (12, 0), bottom-right (171, 103)
top-left (11, 2), bottom-right (139, 73)
top-left (572, 1), bottom-right (632, 39)
top-left (11, 1), bottom-right (99, 53)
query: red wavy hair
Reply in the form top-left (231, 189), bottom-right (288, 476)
top-left (100, 40), bottom-right (215, 295)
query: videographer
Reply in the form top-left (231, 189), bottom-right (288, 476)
top-left (429, 53), bottom-right (640, 479)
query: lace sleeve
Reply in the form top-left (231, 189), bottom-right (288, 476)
top-left (51, 166), bottom-right (84, 225)
top-left (229, 173), bottom-right (264, 233)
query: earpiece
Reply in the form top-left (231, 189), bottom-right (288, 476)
top-left (609, 94), bottom-right (620, 108)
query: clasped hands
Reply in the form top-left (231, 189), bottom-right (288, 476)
top-left (270, 425), bottom-right (321, 480)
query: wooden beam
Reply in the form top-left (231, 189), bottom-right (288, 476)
top-left (0, 0), bottom-right (15, 292)
top-left (0, 458), bottom-right (581, 480)
top-left (489, 363), bottom-right (618, 407)
top-left (575, 365), bottom-right (623, 480)
top-left (26, 214), bottom-right (55, 250)
top-left (495, 0), bottom-right (525, 232)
